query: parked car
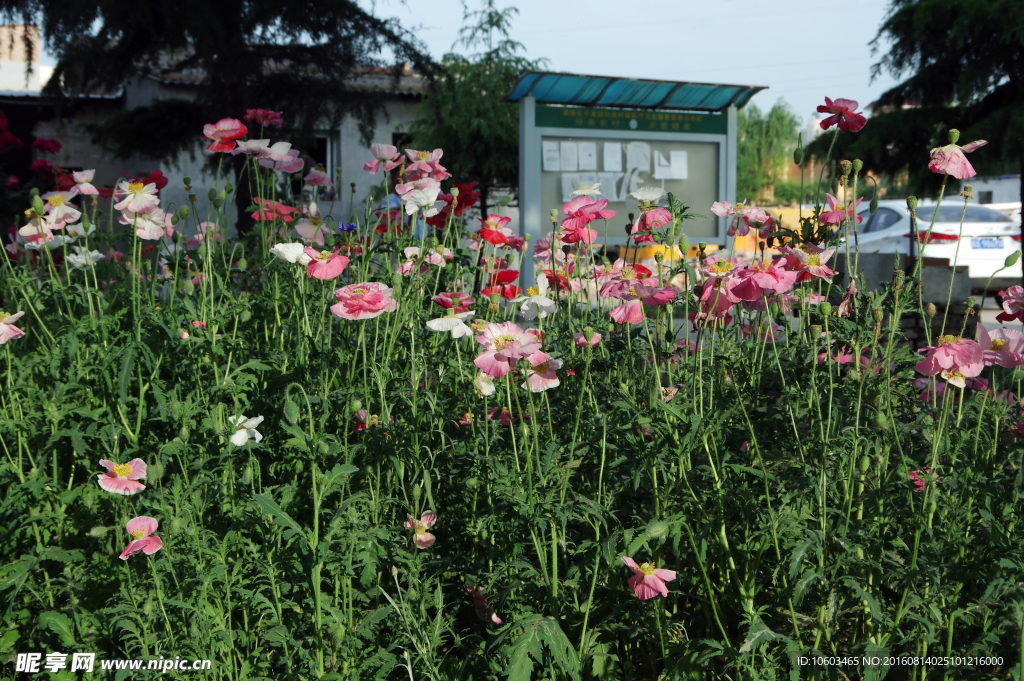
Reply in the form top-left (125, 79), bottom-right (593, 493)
top-left (851, 199), bottom-right (1022, 290)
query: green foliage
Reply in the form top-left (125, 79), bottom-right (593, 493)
top-left (405, 1), bottom-right (546, 212)
top-left (737, 100), bottom-right (800, 203)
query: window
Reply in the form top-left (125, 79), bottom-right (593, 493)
top-left (978, 191), bottom-right (993, 204)
top-left (867, 207), bottom-right (902, 233)
top-left (932, 204), bottom-right (1011, 223)
top-left (857, 209), bottom-right (873, 232)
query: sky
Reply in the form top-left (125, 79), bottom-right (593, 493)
top-left (363, 0), bottom-right (903, 127)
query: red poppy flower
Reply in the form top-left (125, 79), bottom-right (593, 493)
top-left (481, 284), bottom-right (521, 300)
top-left (29, 159), bottom-right (53, 177)
top-left (31, 137), bottom-right (61, 154)
top-left (816, 97), bottom-right (866, 133)
top-left (452, 181), bottom-right (480, 216)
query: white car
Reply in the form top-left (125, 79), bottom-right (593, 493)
top-left (851, 199), bottom-right (1022, 290)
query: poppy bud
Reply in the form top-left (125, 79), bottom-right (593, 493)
top-left (583, 326), bottom-right (595, 343)
top-left (240, 308), bottom-right (252, 323)
top-left (225, 182), bottom-right (234, 193)
top-left (524, 233), bottom-right (531, 242)
top-left (770, 302), bottom-right (780, 317)
top-left (213, 198), bottom-right (224, 208)
top-left (925, 303), bottom-right (937, 318)
top-left (852, 159), bottom-right (863, 174)
top-left (839, 160), bottom-right (853, 177)
top-left (490, 291), bottom-right (500, 305)
top-left (520, 422), bottom-right (529, 440)
top-left (948, 129), bottom-right (960, 144)
top-left (810, 324), bottom-right (822, 337)
top-left (967, 297), bottom-right (976, 308)
top-left (875, 411), bottom-right (889, 430)
top-left (31, 194), bottom-right (44, 215)
top-left (820, 302), bottom-right (832, 316)
top-left (698, 242), bottom-right (707, 252)
top-left (906, 196), bottom-right (918, 211)
top-left (872, 307), bottom-right (884, 322)
top-left (207, 187), bottom-right (217, 201)
top-left (242, 465), bottom-right (253, 484)
top-left (183, 278), bottom-right (194, 296)
top-left (450, 186), bottom-right (459, 198)
top-left (237, 258), bottom-right (247, 271)
top-left (549, 209), bottom-right (558, 224)
top-left (179, 425), bottom-right (190, 441)
top-left (171, 215), bottom-right (179, 226)
top-left (860, 455), bottom-right (870, 473)
top-left (893, 269), bottom-right (905, 290)
top-left (654, 250), bottom-right (664, 263)
top-left (283, 398), bottom-right (300, 424)
top-left (413, 485), bottom-right (421, 503)
top-left (350, 399), bottom-right (362, 412)
top-left (1005, 251), bottom-right (1021, 268)
top-left (149, 459), bottom-right (164, 483)
top-left (678, 233), bottom-right (690, 255)
top-left (183, 176), bottom-right (192, 185)
top-left (646, 520), bottom-right (669, 538)
top-left (350, 182), bottom-right (356, 191)
top-left (89, 526), bottom-right (109, 537)
top-left (793, 146), bottom-right (803, 167)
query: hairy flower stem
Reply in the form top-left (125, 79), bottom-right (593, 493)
top-left (940, 196), bottom-right (970, 335)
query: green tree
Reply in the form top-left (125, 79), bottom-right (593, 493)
top-left (404, 1), bottom-right (545, 217)
top-left (806, 0), bottom-right (1024, 203)
top-left (0, 0), bottom-right (433, 233)
top-left (736, 100), bottom-right (800, 204)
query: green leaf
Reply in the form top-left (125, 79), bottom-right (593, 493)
top-left (39, 611), bottom-right (76, 647)
top-left (118, 345), bottom-right (136, 405)
top-left (253, 494), bottom-right (306, 544)
top-left (739, 620), bottom-right (780, 653)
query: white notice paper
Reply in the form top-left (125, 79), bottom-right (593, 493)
top-left (561, 173), bottom-right (581, 203)
top-left (653, 150), bottom-right (672, 180)
top-left (560, 142), bottom-right (579, 172)
top-left (626, 142), bottom-right (651, 172)
top-left (603, 142), bottom-right (623, 172)
top-left (578, 142), bottom-right (598, 171)
top-left (597, 172), bottom-right (624, 200)
top-left (670, 151), bottom-right (688, 179)
top-left (542, 141), bottom-right (561, 171)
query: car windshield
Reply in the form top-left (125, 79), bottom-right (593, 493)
top-left (926, 204), bottom-right (1013, 223)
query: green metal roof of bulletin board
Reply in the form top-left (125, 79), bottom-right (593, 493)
top-left (505, 71), bottom-right (766, 112)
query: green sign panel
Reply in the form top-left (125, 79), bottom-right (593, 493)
top-left (535, 104), bottom-right (726, 135)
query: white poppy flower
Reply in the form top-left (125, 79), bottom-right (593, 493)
top-left (228, 415), bottom-right (264, 447)
top-left (570, 180), bottom-right (601, 197)
top-left (426, 311), bottom-right (475, 338)
top-left (629, 186), bottom-right (666, 204)
top-left (514, 276), bottom-right (557, 320)
top-left (66, 247), bottom-right (103, 269)
top-left (474, 371), bottom-right (496, 397)
top-left (270, 243), bottom-right (312, 266)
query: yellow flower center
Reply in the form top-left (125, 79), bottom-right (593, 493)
top-left (534, 361), bottom-right (550, 372)
top-left (628, 286), bottom-right (638, 298)
top-left (0, 311), bottom-right (7, 321)
top-left (527, 286), bottom-right (540, 296)
top-left (128, 181), bottom-right (145, 194)
top-left (414, 524), bottom-right (428, 536)
top-left (416, 151), bottom-right (431, 161)
top-left (368, 415), bottom-right (380, 426)
top-left (805, 254), bottom-right (821, 266)
top-left (463, 412), bottom-right (474, 422)
top-left (638, 562), bottom-right (656, 576)
top-left (710, 260), bottom-right (733, 274)
top-left (352, 288), bottom-right (365, 297)
top-left (47, 194), bottom-right (65, 207)
top-left (835, 203), bottom-right (846, 211)
top-left (494, 334), bottom-right (518, 350)
top-left (112, 463), bottom-right (132, 478)
top-left (992, 339), bottom-right (1006, 351)
top-left (579, 185), bottom-right (592, 191)
top-left (317, 251), bottom-right (332, 261)
top-left (621, 267), bottom-right (637, 281)
top-left (938, 334), bottom-right (959, 346)
top-left (130, 529), bottom-right (147, 540)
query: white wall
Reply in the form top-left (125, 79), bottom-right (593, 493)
top-left (962, 175), bottom-right (1020, 205)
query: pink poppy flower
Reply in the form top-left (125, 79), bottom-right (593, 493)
top-left (532, 232), bottom-right (567, 264)
top-left (928, 139), bottom-right (987, 180)
top-left (819, 193), bottom-right (863, 224)
top-left (695, 277), bottom-right (739, 324)
top-left (0, 310), bottom-right (26, 344)
top-left (520, 350), bottom-right (562, 392)
top-left (817, 97), bottom-right (867, 133)
top-left (244, 108), bottom-right (283, 126)
top-left (561, 196), bottom-right (616, 236)
top-left (700, 255), bottom-right (743, 280)
top-left (252, 198), bottom-right (296, 223)
top-left (630, 207), bottom-right (672, 243)
top-left (404, 148), bottom-right (450, 181)
top-left (294, 217), bottom-right (328, 246)
top-left (743, 207), bottom-right (777, 238)
top-left (998, 286), bottom-right (1024, 324)
top-left (403, 511), bottom-right (437, 549)
top-left (604, 281), bottom-right (676, 325)
top-left (231, 139), bottom-right (270, 156)
top-left (574, 331), bottom-right (601, 347)
top-left (113, 180), bottom-right (160, 213)
top-left (363, 144), bottom-right (402, 174)
top-left (621, 556), bottom-right (676, 600)
top-left (467, 586), bottom-right (503, 625)
top-left (119, 516), bottom-right (163, 560)
top-left (473, 321), bottom-right (543, 378)
top-left (818, 345), bottom-right (856, 365)
top-left (202, 118), bottom-right (248, 153)
top-left (330, 282), bottom-right (399, 320)
top-left (304, 168), bottom-right (333, 187)
top-left (303, 249), bottom-right (349, 279)
top-left (915, 335), bottom-right (985, 382)
top-left (730, 259), bottom-right (798, 301)
top-left (71, 169), bottom-right (99, 196)
top-left (433, 292), bottom-right (474, 313)
top-left (907, 467), bottom-right (937, 492)
top-left (486, 407), bottom-right (516, 426)
top-left (97, 458), bottom-right (147, 495)
top-left (711, 200), bottom-right (750, 236)
top-left (976, 324), bottom-right (1024, 368)
top-left (791, 246), bottom-right (838, 283)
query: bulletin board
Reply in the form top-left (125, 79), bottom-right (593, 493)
top-left (539, 136), bottom-right (720, 240)
top-left (517, 99), bottom-right (737, 286)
